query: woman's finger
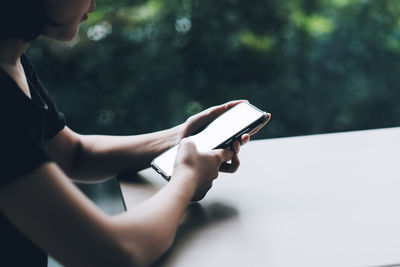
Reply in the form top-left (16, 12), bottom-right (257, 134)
top-left (213, 147), bottom-right (234, 165)
top-left (220, 150), bottom-right (240, 173)
top-left (249, 113), bottom-right (271, 136)
top-left (241, 134), bottom-right (250, 145)
top-left (204, 99), bottom-right (249, 123)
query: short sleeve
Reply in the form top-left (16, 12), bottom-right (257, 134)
top-left (0, 117), bottom-right (51, 186)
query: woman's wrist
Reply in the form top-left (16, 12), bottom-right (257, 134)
top-left (170, 123), bottom-right (186, 145)
top-left (151, 124), bottom-right (183, 157)
top-left (169, 168), bottom-right (197, 202)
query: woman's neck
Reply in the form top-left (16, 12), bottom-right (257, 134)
top-left (0, 39), bottom-right (30, 66)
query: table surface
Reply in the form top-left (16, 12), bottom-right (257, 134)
top-left (120, 127), bottom-right (400, 267)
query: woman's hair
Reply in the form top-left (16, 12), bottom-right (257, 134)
top-left (0, 0), bottom-right (48, 42)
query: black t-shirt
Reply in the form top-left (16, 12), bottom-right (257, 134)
top-left (0, 54), bottom-right (65, 266)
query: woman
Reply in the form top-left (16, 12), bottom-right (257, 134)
top-left (0, 0), bottom-right (267, 266)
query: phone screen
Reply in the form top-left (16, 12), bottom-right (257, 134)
top-left (152, 102), bottom-right (268, 179)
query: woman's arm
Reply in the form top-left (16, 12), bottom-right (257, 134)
top-left (48, 100), bottom-right (256, 182)
top-left (47, 126), bottom-right (181, 181)
top-left (0, 142), bottom-right (233, 266)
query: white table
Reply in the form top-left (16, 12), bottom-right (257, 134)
top-left (121, 127), bottom-right (400, 267)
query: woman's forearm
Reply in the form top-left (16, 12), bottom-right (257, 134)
top-left (71, 125), bottom-right (182, 181)
top-left (110, 170), bottom-right (196, 266)
top-left (0, 162), bottom-right (198, 267)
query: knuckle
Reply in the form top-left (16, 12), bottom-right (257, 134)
top-left (181, 138), bottom-right (195, 149)
top-left (179, 138), bottom-right (189, 146)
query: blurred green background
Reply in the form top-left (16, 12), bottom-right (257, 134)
top-left (39, 2), bottom-right (400, 265)
top-left (29, 0), bottom-right (400, 139)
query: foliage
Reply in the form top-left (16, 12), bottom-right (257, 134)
top-left (28, 0), bottom-right (400, 138)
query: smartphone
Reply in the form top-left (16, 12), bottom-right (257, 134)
top-left (151, 102), bottom-right (270, 180)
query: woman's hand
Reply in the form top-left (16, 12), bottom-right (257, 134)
top-left (175, 100), bottom-right (269, 145)
top-left (177, 100), bottom-right (246, 141)
top-left (169, 100), bottom-right (270, 201)
top-left (172, 139), bottom-right (236, 201)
